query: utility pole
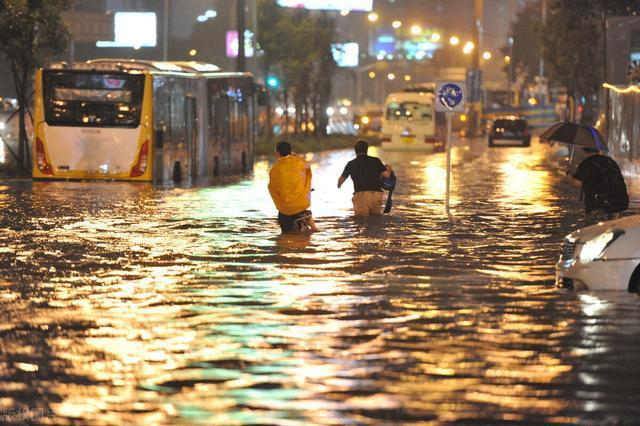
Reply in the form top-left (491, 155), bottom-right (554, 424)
top-left (237, 0), bottom-right (246, 72)
top-left (163, 0), bottom-right (169, 61)
top-left (538, 0), bottom-right (547, 102)
top-left (468, 0), bottom-right (483, 136)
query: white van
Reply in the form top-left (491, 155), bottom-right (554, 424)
top-left (381, 89), bottom-right (442, 151)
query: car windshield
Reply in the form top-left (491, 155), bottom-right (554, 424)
top-left (386, 101), bottom-right (432, 121)
top-left (493, 119), bottom-right (526, 130)
top-left (43, 71), bottom-right (144, 128)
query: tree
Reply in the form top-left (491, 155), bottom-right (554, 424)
top-left (501, 0), bottom-right (542, 87)
top-left (257, 0), bottom-right (337, 138)
top-left (540, 0), bottom-right (639, 122)
top-left (0, 0), bottom-right (71, 173)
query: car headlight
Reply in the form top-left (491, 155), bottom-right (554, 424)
top-left (579, 229), bottom-right (625, 262)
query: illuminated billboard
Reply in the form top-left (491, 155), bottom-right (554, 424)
top-left (226, 30), bottom-right (255, 58)
top-left (277, 0), bottom-right (372, 11)
top-left (96, 12), bottom-right (157, 48)
top-left (332, 43), bottom-right (359, 67)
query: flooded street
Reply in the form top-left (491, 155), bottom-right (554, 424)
top-left (1, 137), bottom-right (640, 425)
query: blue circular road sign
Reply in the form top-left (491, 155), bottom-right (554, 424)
top-left (438, 83), bottom-right (463, 110)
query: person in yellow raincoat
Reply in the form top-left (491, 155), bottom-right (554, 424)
top-left (268, 141), bottom-right (318, 233)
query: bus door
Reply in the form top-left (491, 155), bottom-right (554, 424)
top-left (212, 93), bottom-right (230, 173)
top-left (185, 96), bottom-right (198, 180)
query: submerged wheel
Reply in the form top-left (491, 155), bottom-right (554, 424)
top-left (629, 264), bottom-right (640, 293)
top-left (241, 151), bottom-right (248, 174)
top-left (172, 161), bottom-right (182, 183)
top-left (213, 156), bottom-right (220, 177)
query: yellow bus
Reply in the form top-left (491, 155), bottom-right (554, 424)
top-left (33, 59), bottom-right (256, 182)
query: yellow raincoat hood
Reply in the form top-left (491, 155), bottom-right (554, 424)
top-left (268, 155), bottom-right (312, 215)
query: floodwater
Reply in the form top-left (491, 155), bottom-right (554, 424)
top-left (1, 137), bottom-right (640, 425)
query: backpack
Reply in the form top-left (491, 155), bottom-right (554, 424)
top-left (592, 159), bottom-right (629, 213)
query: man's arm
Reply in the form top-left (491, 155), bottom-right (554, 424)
top-left (381, 164), bottom-right (392, 178)
top-left (338, 163), bottom-right (350, 188)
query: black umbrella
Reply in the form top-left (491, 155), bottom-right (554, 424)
top-left (539, 122), bottom-right (608, 151)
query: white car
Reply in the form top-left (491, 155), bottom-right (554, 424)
top-left (556, 215), bottom-right (640, 291)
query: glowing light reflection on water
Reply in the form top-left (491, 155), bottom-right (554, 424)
top-left (0, 139), bottom-right (640, 424)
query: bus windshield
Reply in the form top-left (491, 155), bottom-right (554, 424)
top-left (386, 101), bottom-right (432, 121)
top-left (43, 71), bottom-right (144, 128)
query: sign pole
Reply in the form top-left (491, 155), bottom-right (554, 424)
top-left (445, 112), bottom-right (453, 217)
top-left (436, 81), bottom-right (465, 220)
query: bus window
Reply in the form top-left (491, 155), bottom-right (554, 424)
top-left (386, 101), bottom-right (433, 121)
top-left (170, 87), bottom-right (185, 144)
top-left (43, 71), bottom-right (144, 127)
top-left (228, 87), bottom-right (248, 143)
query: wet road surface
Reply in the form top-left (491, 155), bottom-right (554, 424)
top-left (1, 137), bottom-right (640, 425)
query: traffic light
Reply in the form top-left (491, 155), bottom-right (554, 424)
top-left (266, 75), bottom-right (280, 89)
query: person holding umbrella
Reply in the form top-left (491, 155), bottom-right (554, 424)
top-left (540, 122), bottom-right (629, 224)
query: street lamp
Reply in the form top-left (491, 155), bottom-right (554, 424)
top-left (449, 36), bottom-right (460, 46)
top-left (392, 20), bottom-right (402, 29)
top-left (482, 51), bottom-right (491, 60)
top-left (367, 12), bottom-right (378, 23)
top-left (462, 41), bottom-right (474, 54)
top-left (410, 25), bottom-right (422, 35)
top-left (431, 33), bottom-right (441, 42)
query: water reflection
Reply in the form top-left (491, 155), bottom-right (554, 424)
top-left (0, 139), bottom-right (640, 424)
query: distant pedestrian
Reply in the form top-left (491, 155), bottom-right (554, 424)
top-left (568, 147), bottom-right (629, 225)
top-left (268, 141), bottom-right (318, 233)
top-left (338, 139), bottom-right (392, 215)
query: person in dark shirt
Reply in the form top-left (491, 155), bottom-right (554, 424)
top-left (337, 140), bottom-right (392, 215)
top-left (569, 147), bottom-right (626, 224)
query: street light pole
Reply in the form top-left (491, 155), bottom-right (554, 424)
top-left (163, 0), bottom-right (169, 61)
top-left (237, 0), bottom-right (246, 72)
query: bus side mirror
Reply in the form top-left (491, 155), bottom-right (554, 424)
top-left (155, 129), bottom-right (164, 149)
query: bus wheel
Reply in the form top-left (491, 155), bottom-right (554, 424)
top-left (629, 264), bottom-right (640, 293)
top-left (214, 157), bottom-right (220, 177)
top-left (241, 151), bottom-right (247, 174)
top-left (172, 161), bottom-right (182, 183)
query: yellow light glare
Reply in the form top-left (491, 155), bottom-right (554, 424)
top-left (460, 114), bottom-right (467, 122)
top-left (410, 25), bottom-right (421, 35)
top-left (404, 74), bottom-right (412, 81)
top-left (340, 9), bottom-right (349, 16)
top-left (387, 73), bottom-right (396, 80)
top-left (392, 20), bottom-right (402, 29)
top-left (361, 116), bottom-right (370, 124)
top-left (367, 12), bottom-right (378, 22)
top-left (462, 42), bottom-right (474, 54)
top-left (449, 36), bottom-right (460, 46)
top-left (368, 71), bottom-right (376, 78)
top-left (482, 51), bottom-right (492, 60)
top-left (189, 49), bottom-right (197, 56)
top-left (602, 82), bottom-right (640, 93)
top-left (431, 33), bottom-right (441, 42)
top-left (504, 55), bottom-right (511, 63)
top-left (528, 98), bottom-right (538, 105)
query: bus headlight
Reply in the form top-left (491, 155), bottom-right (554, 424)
top-left (579, 229), bottom-right (624, 262)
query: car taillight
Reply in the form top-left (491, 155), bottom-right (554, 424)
top-left (130, 140), bottom-right (149, 177)
top-left (35, 137), bottom-right (53, 175)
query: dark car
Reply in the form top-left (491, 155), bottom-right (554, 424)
top-left (488, 117), bottom-right (531, 147)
